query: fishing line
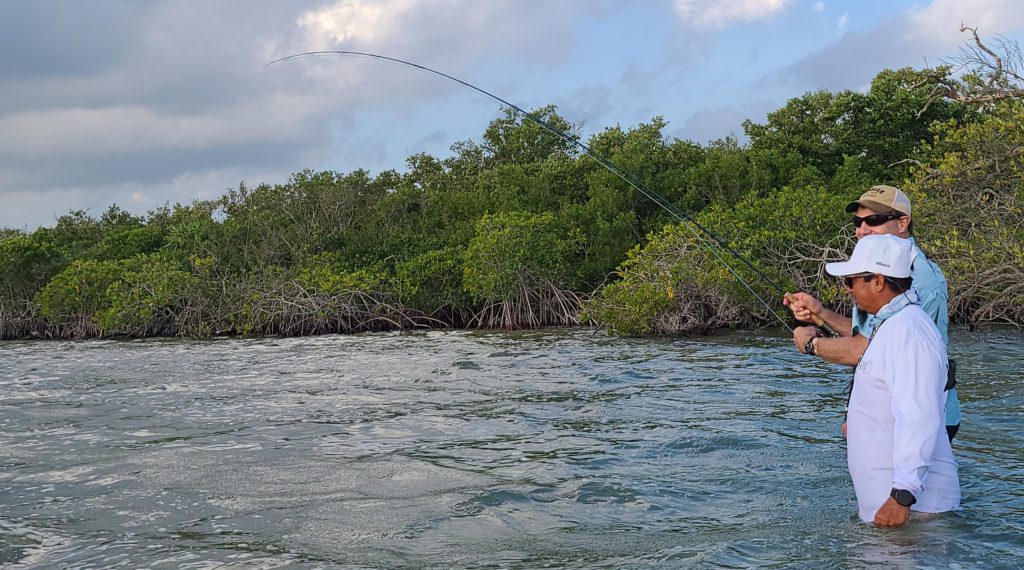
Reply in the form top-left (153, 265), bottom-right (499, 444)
top-left (269, 50), bottom-right (794, 332)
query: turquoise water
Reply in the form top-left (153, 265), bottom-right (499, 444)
top-left (1, 329), bottom-right (1021, 568)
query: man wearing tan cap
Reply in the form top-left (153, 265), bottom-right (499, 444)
top-left (786, 185), bottom-right (961, 442)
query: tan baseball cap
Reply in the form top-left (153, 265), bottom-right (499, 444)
top-left (845, 185), bottom-right (912, 216)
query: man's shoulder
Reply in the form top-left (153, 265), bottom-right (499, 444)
top-left (891, 302), bottom-right (930, 321)
top-left (873, 303), bottom-right (928, 335)
top-left (910, 246), bottom-right (948, 302)
top-left (882, 304), bottom-right (945, 346)
top-left (911, 246), bottom-right (946, 280)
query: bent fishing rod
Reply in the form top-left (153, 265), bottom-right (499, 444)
top-left (269, 51), bottom-right (835, 336)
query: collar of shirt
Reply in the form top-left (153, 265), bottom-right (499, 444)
top-left (859, 289), bottom-right (920, 337)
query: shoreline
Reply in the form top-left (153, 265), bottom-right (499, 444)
top-left (1, 322), bottom-right (1017, 344)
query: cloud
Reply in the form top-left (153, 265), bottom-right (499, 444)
top-left (0, 2), bottom-right (323, 186)
top-left (813, 1), bottom-right (825, 13)
top-left (903, 0), bottom-right (1024, 48)
top-left (675, 98), bottom-right (779, 143)
top-left (404, 130), bottom-right (450, 159)
top-left (0, 0), bottom-right (584, 228)
top-left (292, 0), bottom-right (579, 68)
top-left (7, 0), bottom-right (1018, 231)
top-left (0, 98), bottom-right (324, 158)
top-left (770, 21), bottom-right (911, 92)
top-left (0, 166), bottom-right (292, 230)
top-left (837, 13), bottom-right (848, 31)
top-left (299, 0), bottom-right (419, 47)
top-left (0, 1), bottom-right (148, 80)
top-left (673, 0), bottom-right (790, 29)
top-left (769, 0), bottom-right (1024, 94)
top-left (678, 106), bottom-right (747, 142)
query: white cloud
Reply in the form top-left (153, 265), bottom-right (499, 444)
top-left (675, 98), bottom-right (779, 143)
top-left (293, 0), bottom-right (578, 62)
top-left (0, 167), bottom-right (293, 230)
top-left (770, 0), bottom-right (1024, 95)
top-left (904, 0), bottom-right (1024, 48)
top-left (837, 13), bottom-right (848, 31)
top-left (298, 0), bottom-right (420, 48)
top-left (813, 1), bottom-right (825, 13)
top-left (0, 1), bottom-right (584, 227)
top-left (673, 0), bottom-right (790, 29)
top-left (0, 94), bottom-right (328, 158)
top-left (678, 105), bottom-right (747, 143)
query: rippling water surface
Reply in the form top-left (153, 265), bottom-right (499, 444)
top-left (1, 329), bottom-right (1021, 568)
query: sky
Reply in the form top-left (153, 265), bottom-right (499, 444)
top-left (3, 0), bottom-right (1024, 229)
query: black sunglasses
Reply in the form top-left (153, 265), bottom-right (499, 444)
top-left (851, 212), bottom-right (903, 227)
top-left (842, 273), bottom-right (875, 288)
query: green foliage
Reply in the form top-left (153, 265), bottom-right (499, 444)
top-left (677, 136), bottom-right (760, 211)
top-left (296, 253), bottom-right (390, 295)
top-left (91, 224), bottom-right (165, 261)
top-left (394, 247), bottom-right (472, 317)
top-left (482, 105), bottom-right (579, 165)
top-left (463, 211), bottom-right (568, 302)
top-left (584, 184), bottom-right (849, 335)
top-left (579, 239), bottom-right (674, 336)
top-left (582, 117), bottom-right (700, 234)
top-left (744, 70), bottom-right (977, 185)
top-left (36, 258), bottom-right (129, 321)
top-left (3, 51), bottom-right (1022, 338)
top-left (95, 256), bottom-right (191, 335)
top-left (0, 232), bottom-right (62, 293)
top-left (908, 99), bottom-right (1024, 325)
top-left (49, 210), bottom-right (104, 259)
top-left (558, 201), bottom-right (637, 290)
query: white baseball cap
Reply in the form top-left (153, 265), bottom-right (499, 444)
top-left (825, 234), bottom-right (913, 278)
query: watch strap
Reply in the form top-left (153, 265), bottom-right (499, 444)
top-left (804, 336), bottom-right (818, 356)
top-left (890, 488), bottom-right (916, 507)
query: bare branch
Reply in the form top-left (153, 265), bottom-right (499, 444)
top-left (916, 25), bottom-right (1024, 114)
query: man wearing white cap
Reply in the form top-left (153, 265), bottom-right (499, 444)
top-left (823, 234), bottom-right (960, 525)
top-left (786, 185), bottom-right (961, 442)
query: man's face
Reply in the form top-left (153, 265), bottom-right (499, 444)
top-left (844, 273), bottom-right (884, 314)
top-left (853, 206), bottom-right (907, 240)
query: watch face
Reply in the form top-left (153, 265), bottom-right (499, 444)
top-left (894, 490), bottom-right (915, 506)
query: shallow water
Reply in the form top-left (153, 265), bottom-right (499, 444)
top-left (0, 328), bottom-right (1021, 569)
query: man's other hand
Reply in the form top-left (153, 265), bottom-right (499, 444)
top-left (873, 497), bottom-right (911, 527)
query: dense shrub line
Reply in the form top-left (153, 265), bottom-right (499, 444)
top-left (2, 58), bottom-right (1022, 339)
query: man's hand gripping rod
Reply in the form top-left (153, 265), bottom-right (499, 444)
top-left (783, 293), bottom-right (839, 337)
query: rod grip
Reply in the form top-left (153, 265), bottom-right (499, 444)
top-left (784, 293), bottom-right (838, 337)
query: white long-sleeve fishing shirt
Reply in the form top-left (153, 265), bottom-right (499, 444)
top-left (846, 300), bottom-right (960, 523)
top-left (852, 239), bottom-right (961, 427)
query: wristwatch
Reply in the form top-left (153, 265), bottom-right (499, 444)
top-left (804, 336), bottom-right (818, 356)
top-left (890, 488), bottom-right (917, 507)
